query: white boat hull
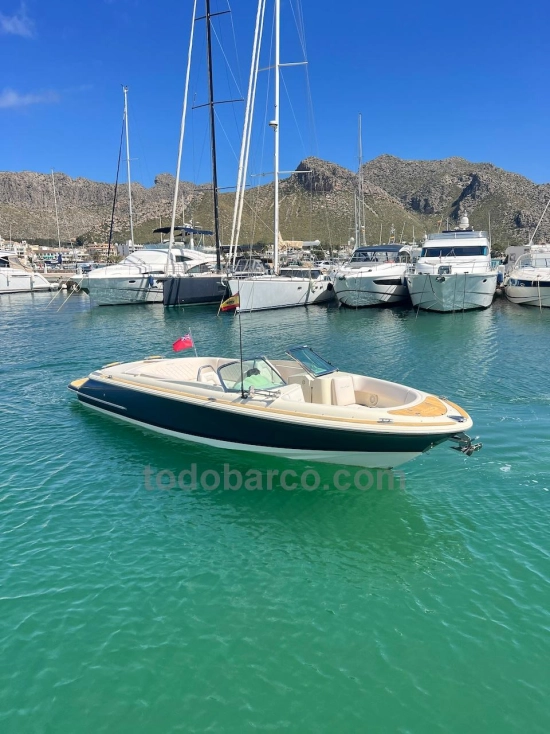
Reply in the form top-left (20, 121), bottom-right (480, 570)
top-left (79, 275), bottom-right (163, 305)
top-left (505, 283), bottom-right (550, 307)
top-left (334, 273), bottom-right (408, 307)
top-left (407, 272), bottom-right (497, 311)
top-left (0, 270), bottom-right (54, 294)
top-left (227, 276), bottom-right (334, 311)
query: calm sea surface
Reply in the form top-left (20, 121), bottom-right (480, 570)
top-left (1, 291), bottom-right (549, 733)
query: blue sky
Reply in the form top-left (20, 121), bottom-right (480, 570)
top-left (2, 0), bottom-right (550, 190)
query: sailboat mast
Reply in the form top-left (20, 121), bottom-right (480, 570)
top-left (123, 86), bottom-right (134, 247)
top-left (205, 0), bottom-right (222, 271)
top-left (272, 0), bottom-right (280, 274)
top-left (358, 113), bottom-right (364, 246)
top-left (51, 170), bottom-right (62, 249)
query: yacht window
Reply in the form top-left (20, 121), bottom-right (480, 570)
top-left (217, 358), bottom-right (286, 392)
top-left (0, 257), bottom-right (9, 268)
top-left (421, 246), bottom-right (488, 257)
top-left (286, 345), bottom-right (337, 377)
top-left (350, 247), bottom-right (401, 263)
top-left (186, 262), bottom-right (216, 274)
top-left (175, 255), bottom-right (193, 262)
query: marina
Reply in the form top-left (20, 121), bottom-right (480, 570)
top-left (2, 0), bottom-right (550, 731)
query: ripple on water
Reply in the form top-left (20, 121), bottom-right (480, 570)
top-left (0, 295), bottom-right (549, 732)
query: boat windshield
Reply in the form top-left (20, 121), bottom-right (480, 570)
top-left (286, 345), bottom-right (337, 377)
top-left (217, 358), bottom-right (286, 392)
top-left (421, 246), bottom-right (489, 257)
top-left (350, 247), bottom-right (403, 263)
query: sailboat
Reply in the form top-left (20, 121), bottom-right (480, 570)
top-left (79, 87), bottom-right (211, 306)
top-left (159, 1), bottom-right (267, 307)
top-left (226, 0), bottom-right (334, 312)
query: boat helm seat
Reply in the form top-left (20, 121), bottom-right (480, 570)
top-left (331, 375), bottom-right (360, 407)
top-left (197, 365), bottom-right (222, 387)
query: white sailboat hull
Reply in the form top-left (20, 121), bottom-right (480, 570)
top-left (227, 276), bottom-right (334, 312)
top-left (0, 270), bottom-right (54, 294)
top-left (407, 272), bottom-right (497, 312)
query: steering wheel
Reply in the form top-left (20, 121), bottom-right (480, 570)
top-left (246, 367), bottom-right (261, 377)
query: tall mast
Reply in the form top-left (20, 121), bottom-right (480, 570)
top-left (123, 86), bottom-right (134, 247)
top-left (205, 0), bottom-right (222, 271)
top-left (51, 170), bottom-right (62, 249)
top-left (271, 0), bottom-right (280, 274)
top-left (357, 113), bottom-right (364, 246)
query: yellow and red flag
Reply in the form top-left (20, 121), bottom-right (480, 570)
top-left (220, 294), bottom-right (240, 312)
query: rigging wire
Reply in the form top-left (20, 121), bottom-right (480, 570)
top-left (106, 113), bottom-right (126, 261)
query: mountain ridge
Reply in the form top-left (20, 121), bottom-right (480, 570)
top-left (2, 155), bottom-right (549, 251)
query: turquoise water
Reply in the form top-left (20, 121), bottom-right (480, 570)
top-left (1, 292), bottom-right (549, 733)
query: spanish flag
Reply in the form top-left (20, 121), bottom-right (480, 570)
top-left (220, 293), bottom-right (240, 312)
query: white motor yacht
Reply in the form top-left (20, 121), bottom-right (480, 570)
top-left (504, 246), bottom-right (550, 308)
top-left (406, 215), bottom-right (497, 312)
top-left (0, 250), bottom-right (56, 294)
top-left (78, 247), bottom-right (215, 306)
top-left (334, 244), bottom-right (416, 307)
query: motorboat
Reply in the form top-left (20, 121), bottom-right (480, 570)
top-left (406, 214), bottom-right (497, 312)
top-left (0, 250), bottom-right (56, 294)
top-left (68, 345), bottom-right (480, 469)
top-left (77, 247), bottom-right (215, 306)
top-left (334, 244), bottom-right (417, 307)
top-left (504, 246), bottom-right (550, 308)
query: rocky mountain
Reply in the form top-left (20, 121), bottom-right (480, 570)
top-left (2, 155), bottom-right (549, 251)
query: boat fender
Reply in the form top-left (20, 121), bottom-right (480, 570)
top-left (148, 275), bottom-right (155, 287)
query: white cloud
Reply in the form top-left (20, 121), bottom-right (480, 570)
top-left (0, 88), bottom-right (59, 109)
top-left (0, 3), bottom-right (35, 38)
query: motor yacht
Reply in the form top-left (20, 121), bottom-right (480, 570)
top-left (334, 244), bottom-right (416, 307)
top-left (69, 345), bottom-right (480, 469)
top-left (78, 247), bottom-right (215, 306)
top-left (0, 250), bottom-right (56, 294)
top-left (406, 214), bottom-right (497, 312)
top-left (504, 246), bottom-right (550, 308)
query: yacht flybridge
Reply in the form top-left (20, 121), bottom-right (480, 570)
top-left (0, 250), bottom-right (55, 294)
top-left (69, 346), bottom-right (480, 469)
top-left (406, 214), bottom-right (497, 312)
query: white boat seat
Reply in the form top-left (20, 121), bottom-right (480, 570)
top-left (331, 375), bottom-right (359, 407)
top-left (197, 365), bottom-right (222, 386)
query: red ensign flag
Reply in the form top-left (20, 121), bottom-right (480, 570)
top-left (172, 334), bottom-right (194, 352)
